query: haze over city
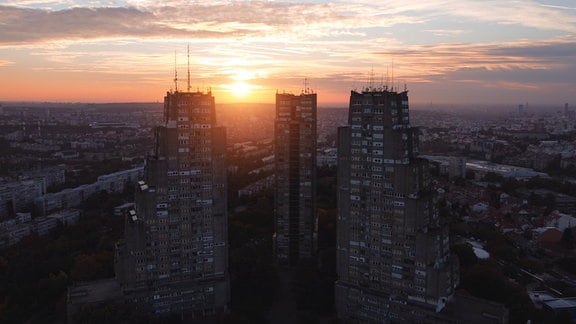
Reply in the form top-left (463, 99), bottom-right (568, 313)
top-left (4, 2), bottom-right (576, 322)
top-left (1, 0), bottom-right (575, 106)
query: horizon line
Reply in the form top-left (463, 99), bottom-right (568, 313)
top-left (0, 100), bottom-right (568, 109)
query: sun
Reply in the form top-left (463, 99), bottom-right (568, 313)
top-left (231, 81), bottom-right (253, 97)
top-left (221, 81), bottom-right (261, 99)
top-left (219, 68), bottom-right (264, 101)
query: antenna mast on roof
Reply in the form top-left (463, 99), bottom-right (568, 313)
top-left (391, 59), bottom-right (394, 91)
top-left (386, 66), bottom-right (389, 91)
top-left (187, 45), bottom-right (191, 92)
top-left (303, 77), bottom-right (309, 94)
top-left (174, 51), bottom-right (178, 92)
top-left (368, 66), bottom-right (374, 91)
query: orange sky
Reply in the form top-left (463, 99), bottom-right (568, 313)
top-left (1, 1), bottom-right (576, 106)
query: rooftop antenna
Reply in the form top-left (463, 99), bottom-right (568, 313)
top-left (173, 51), bottom-right (178, 92)
top-left (391, 59), bottom-right (394, 91)
top-left (369, 66), bottom-right (374, 90)
top-left (386, 66), bottom-right (389, 90)
top-left (187, 45), bottom-right (191, 92)
top-left (303, 77), bottom-right (309, 94)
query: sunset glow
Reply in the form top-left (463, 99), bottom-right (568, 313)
top-left (231, 82), bottom-right (253, 97)
top-left (0, 1), bottom-right (575, 105)
top-left (221, 81), bottom-right (261, 100)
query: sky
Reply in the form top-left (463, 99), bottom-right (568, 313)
top-left (0, 0), bottom-right (575, 106)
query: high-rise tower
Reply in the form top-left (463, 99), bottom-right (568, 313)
top-left (274, 92), bottom-right (317, 265)
top-left (115, 90), bottom-right (229, 318)
top-left (335, 89), bottom-right (458, 322)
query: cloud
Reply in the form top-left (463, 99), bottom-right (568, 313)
top-left (0, 2), bottom-right (426, 46)
top-left (1, 0), bottom-right (575, 105)
top-left (444, 65), bottom-right (576, 84)
top-left (0, 5), bottom-right (252, 45)
top-left (353, 0), bottom-right (576, 33)
top-left (1, 0), bottom-right (65, 7)
top-left (373, 37), bottom-right (576, 72)
top-left (424, 29), bottom-right (467, 37)
top-left (491, 40), bottom-right (576, 58)
top-left (0, 59), bottom-right (15, 67)
top-left (540, 4), bottom-right (576, 11)
top-left (3, 0), bottom-right (575, 48)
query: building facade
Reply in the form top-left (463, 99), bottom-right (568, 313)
top-left (335, 89), bottom-right (459, 322)
top-left (274, 92), bottom-right (317, 265)
top-left (115, 90), bottom-right (229, 318)
top-left (35, 167), bottom-right (143, 216)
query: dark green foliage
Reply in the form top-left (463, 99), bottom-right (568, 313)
top-left (293, 263), bottom-right (335, 318)
top-left (317, 176), bottom-right (337, 209)
top-left (561, 227), bottom-right (575, 250)
top-left (71, 301), bottom-right (150, 324)
top-left (227, 192), bottom-right (277, 322)
top-left (451, 243), bottom-right (478, 271)
top-left (482, 171), bottom-right (505, 183)
top-left (70, 252), bottom-right (114, 281)
top-left (557, 257), bottom-right (576, 275)
top-left (486, 236), bottom-right (518, 262)
top-left (461, 261), bottom-right (534, 324)
top-left (517, 258), bottom-right (545, 274)
top-left (0, 191), bottom-right (130, 323)
top-left (317, 166), bottom-right (337, 209)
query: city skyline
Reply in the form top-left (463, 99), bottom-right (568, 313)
top-left (1, 72), bottom-right (576, 321)
top-left (1, 0), bottom-right (576, 106)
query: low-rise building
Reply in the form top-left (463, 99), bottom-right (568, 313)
top-left (545, 210), bottom-right (576, 232)
top-left (67, 279), bottom-right (124, 323)
top-left (48, 209), bottom-right (80, 226)
top-left (36, 167), bottom-right (143, 215)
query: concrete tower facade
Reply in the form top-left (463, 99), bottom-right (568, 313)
top-left (274, 92), bottom-right (317, 265)
top-left (335, 89), bottom-right (458, 322)
top-left (115, 90), bottom-right (229, 318)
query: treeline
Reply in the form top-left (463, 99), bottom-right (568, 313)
top-left (0, 190), bottom-right (129, 323)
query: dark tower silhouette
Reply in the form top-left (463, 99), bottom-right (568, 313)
top-left (335, 89), bottom-right (458, 322)
top-left (115, 89), bottom-right (229, 318)
top-left (274, 91), bottom-right (318, 265)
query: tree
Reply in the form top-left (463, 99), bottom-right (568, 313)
top-left (561, 227), bottom-right (575, 250)
top-left (451, 243), bottom-right (478, 271)
top-left (462, 261), bottom-right (534, 323)
top-left (482, 172), bottom-right (504, 183)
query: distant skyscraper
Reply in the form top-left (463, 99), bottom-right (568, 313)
top-left (335, 89), bottom-right (459, 322)
top-left (274, 92), bottom-right (317, 265)
top-left (565, 103), bottom-right (574, 119)
top-left (115, 90), bottom-right (229, 318)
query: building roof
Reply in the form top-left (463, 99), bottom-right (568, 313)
top-left (67, 278), bottom-right (122, 305)
top-left (533, 227), bottom-right (563, 243)
top-left (544, 298), bottom-right (576, 310)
